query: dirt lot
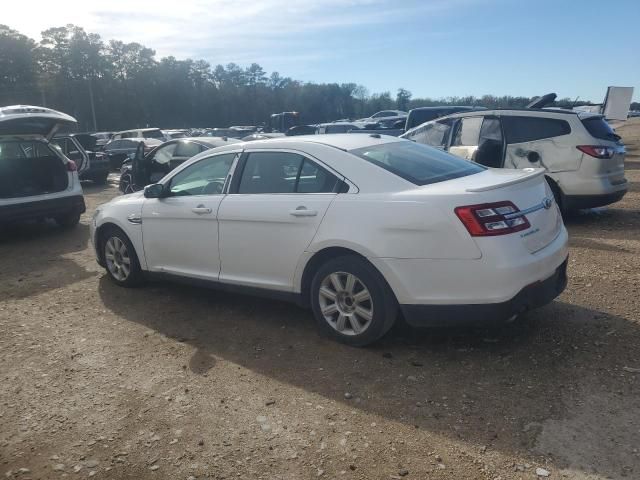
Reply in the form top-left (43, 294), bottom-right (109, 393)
top-left (1, 121), bottom-right (639, 480)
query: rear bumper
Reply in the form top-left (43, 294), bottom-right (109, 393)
top-left (564, 189), bottom-right (627, 210)
top-left (0, 195), bottom-right (86, 223)
top-left (401, 258), bottom-right (568, 327)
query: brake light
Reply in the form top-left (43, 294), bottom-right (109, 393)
top-left (577, 145), bottom-right (614, 159)
top-left (455, 201), bottom-right (530, 236)
top-left (66, 160), bottom-right (77, 172)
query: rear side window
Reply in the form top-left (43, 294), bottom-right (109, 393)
top-left (174, 141), bottom-right (203, 158)
top-left (581, 117), bottom-right (621, 141)
top-left (238, 152), bottom-right (339, 194)
top-left (350, 141), bottom-right (484, 186)
top-left (451, 117), bottom-right (483, 147)
top-left (502, 116), bottom-right (571, 143)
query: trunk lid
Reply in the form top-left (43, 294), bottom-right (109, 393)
top-left (0, 105), bottom-right (77, 141)
top-left (434, 168), bottom-right (562, 254)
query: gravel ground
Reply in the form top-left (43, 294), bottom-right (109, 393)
top-left (1, 120), bottom-right (639, 480)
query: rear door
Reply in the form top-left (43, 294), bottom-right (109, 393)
top-left (449, 116), bottom-right (483, 160)
top-left (501, 116), bottom-right (572, 171)
top-left (218, 150), bottom-right (341, 291)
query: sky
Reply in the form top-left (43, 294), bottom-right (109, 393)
top-left (3, 0), bottom-right (639, 102)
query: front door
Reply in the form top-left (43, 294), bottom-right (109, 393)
top-left (218, 150), bottom-right (341, 291)
top-left (448, 116), bottom-right (483, 161)
top-left (141, 152), bottom-right (238, 280)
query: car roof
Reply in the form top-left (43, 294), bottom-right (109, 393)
top-left (114, 127), bottom-right (162, 134)
top-left (189, 136), bottom-right (242, 146)
top-left (213, 133), bottom-right (402, 153)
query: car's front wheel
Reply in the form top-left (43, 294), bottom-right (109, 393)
top-left (101, 227), bottom-right (143, 287)
top-left (310, 256), bottom-right (397, 346)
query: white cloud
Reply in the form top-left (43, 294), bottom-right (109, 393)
top-left (3, 0), bottom-right (481, 68)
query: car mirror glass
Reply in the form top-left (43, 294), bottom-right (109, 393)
top-left (144, 183), bottom-right (165, 198)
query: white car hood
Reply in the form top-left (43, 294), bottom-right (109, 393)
top-left (0, 105), bottom-right (77, 141)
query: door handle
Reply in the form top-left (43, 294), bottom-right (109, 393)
top-left (289, 206), bottom-right (318, 217)
top-left (192, 205), bottom-right (212, 214)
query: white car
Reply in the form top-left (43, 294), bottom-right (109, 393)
top-left (402, 109), bottom-right (627, 214)
top-left (0, 105), bottom-right (85, 227)
top-left (91, 134), bottom-right (569, 345)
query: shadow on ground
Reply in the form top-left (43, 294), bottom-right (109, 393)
top-left (0, 221), bottom-right (92, 299)
top-left (98, 276), bottom-right (639, 479)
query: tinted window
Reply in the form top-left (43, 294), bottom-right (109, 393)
top-left (297, 159), bottom-right (340, 193)
top-left (174, 141), bottom-right (203, 158)
top-left (452, 117), bottom-right (483, 146)
top-left (169, 153), bottom-right (235, 196)
top-left (404, 120), bottom-right (452, 148)
top-left (350, 141), bottom-right (484, 186)
top-left (581, 117), bottom-right (620, 141)
top-left (502, 116), bottom-right (571, 143)
top-left (326, 124), bottom-right (353, 133)
top-left (238, 152), bottom-right (303, 194)
top-left (476, 118), bottom-right (504, 168)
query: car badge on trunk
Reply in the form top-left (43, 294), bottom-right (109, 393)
top-left (542, 197), bottom-right (553, 210)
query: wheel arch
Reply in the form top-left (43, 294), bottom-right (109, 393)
top-left (95, 221), bottom-right (146, 269)
top-left (299, 246), bottom-right (396, 308)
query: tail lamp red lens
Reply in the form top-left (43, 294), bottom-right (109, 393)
top-left (455, 201), bottom-right (530, 236)
top-left (576, 145), bottom-right (614, 159)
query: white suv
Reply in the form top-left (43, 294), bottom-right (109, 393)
top-left (402, 109), bottom-right (627, 214)
top-left (0, 106), bottom-right (85, 227)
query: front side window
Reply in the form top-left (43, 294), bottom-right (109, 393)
top-left (168, 153), bottom-right (235, 196)
top-left (237, 152), bottom-right (339, 194)
top-left (451, 116), bottom-right (483, 147)
top-left (404, 120), bottom-right (452, 148)
top-left (153, 143), bottom-right (177, 165)
top-left (502, 116), bottom-right (571, 144)
top-left (350, 141), bottom-right (484, 186)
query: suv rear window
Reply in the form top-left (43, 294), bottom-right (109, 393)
top-left (502, 116), bottom-right (571, 143)
top-left (581, 117), bottom-right (621, 141)
top-left (350, 141), bottom-right (484, 186)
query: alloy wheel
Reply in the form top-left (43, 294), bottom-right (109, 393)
top-left (318, 271), bottom-right (374, 335)
top-left (105, 236), bottom-right (131, 281)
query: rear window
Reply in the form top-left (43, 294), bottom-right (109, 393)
top-left (502, 116), bottom-right (571, 143)
top-left (581, 117), bottom-right (621, 141)
top-left (350, 141), bottom-right (484, 186)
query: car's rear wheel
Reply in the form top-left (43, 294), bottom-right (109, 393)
top-left (310, 256), bottom-right (397, 346)
top-left (54, 212), bottom-right (80, 228)
top-left (101, 227), bottom-right (143, 287)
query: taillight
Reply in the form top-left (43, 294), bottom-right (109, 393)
top-left (66, 160), bottom-right (77, 172)
top-left (577, 145), bottom-right (614, 159)
top-left (455, 201), bottom-right (530, 237)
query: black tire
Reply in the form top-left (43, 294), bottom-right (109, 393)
top-left (545, 177), bottom-right (568, 218)
top-left (54, 211), bottom-right (81, 228)
top-left (100, 226), bottom-right (143, 287)
top-left (310, 255), bottom-right (397, 347)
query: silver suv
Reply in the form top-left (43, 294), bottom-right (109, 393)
top-left (401, 109), bottom-right (627, 214)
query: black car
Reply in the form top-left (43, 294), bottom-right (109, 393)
top-left (119, 137), bottom-right (241, 193)
top-left (51, 133), bottom-right (111, 184)
top-left (103, 137), bottom-right (163, 170)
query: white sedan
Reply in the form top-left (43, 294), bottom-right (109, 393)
top-left (91, 134), bottom-right (569, 346)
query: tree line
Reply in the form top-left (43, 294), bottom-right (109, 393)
top-left (1, 24), bottom-right (629, 132)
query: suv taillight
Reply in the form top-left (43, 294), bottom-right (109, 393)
top-left (455, 201), bottom-right (530, 237)
top-left (66, 160), bottom-right (77, 172)
top-left (577, 145), bottom-right (614, 159)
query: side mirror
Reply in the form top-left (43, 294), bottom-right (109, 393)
top-left (144, 183), bottom-right (165, 199)
top-left (527, 151), bottom-right (541, 163)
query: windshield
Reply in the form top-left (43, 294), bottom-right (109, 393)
top-left (349, 141), bottom-right (485, 186)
